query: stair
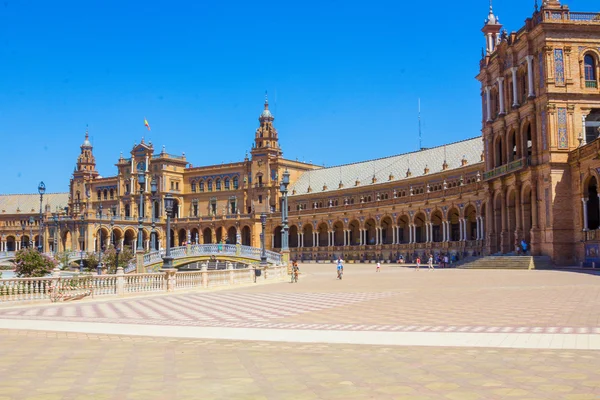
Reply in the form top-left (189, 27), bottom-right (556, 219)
top-left (457, 256), bottom-right (553, 270)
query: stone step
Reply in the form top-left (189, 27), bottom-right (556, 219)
top-left (457, 255), bottom-right (552, 270)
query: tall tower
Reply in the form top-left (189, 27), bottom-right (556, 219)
top-left (482, 2), bottom-right (502, 55)
top-left (251, 94), bottom-right (282, 157)
top-left (73, 129), bottom-right (98, 179)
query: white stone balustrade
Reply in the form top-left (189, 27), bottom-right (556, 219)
top-left (142, 244), bottom-right (283, 267)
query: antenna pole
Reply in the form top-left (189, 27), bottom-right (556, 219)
top-left (418, 98), bottom-right (422, 150)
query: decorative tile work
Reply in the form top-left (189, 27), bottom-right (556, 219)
top-left (541, 111), bottom-right (548, 150)
top-left (554, 49), bottom-right (565, 85)
top-left (539, 52), bottom-right (545, 89)
top-left (557, 107), bottom-right (568, 149)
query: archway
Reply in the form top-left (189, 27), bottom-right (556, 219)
top-left (273, 226), bottom-right (282, 249)
top-left (190, 228), bottom-right (200, 244)
top-left (97, 227), bottom-right (109, 252)
top-left (507, 129), bottom-right (518, 162)
top-left (178, 229), bottom-right (187, 246)
top-left (348, 220), bottom-right (360, 246)
top-left (215, 227), bottom-right (224, 243)
top-left (333, 221), bottom-right (344, 246)
top-left (317, 223), bottom-right (328, 247)
top-left (153, 200), bottom-right (160, 220)
top-left (62, 230), bottom-right (72, 251)
top-left (464, 205), bottom-right (477, 241)
top-left (495, 135), bottom-right (503, 167)
top-left (124, 229), bottom-right (136, 250)
top-left (242, 226), bottom-right (251, 246)
top-left (507, 189), bottom-right (517, 250)
top-left (152, 231), bottom-right (161, 251)
top-left (289, 225), bottom-right (299, 248)
top-left (397, 215), bottom-right (409, 243)
top-left (22, 235), bottom-right (31, 249)
top-left (303, 224), bottom-right (314, 247)
top-left (431, 210), bottom-right (443, 243)
top-left (381, 217), bottom-right (393, 244)
top-left (112, 228), bottom-right (123, 249)
top-left (203, 228), bottom-right (213, 244)
top-left (521, 186), bottom-right (532, 243)
top-left (227, 226), bottom-right (237, 244)
top-left (414, 213), bottom-right (426, 243)
top-left (6, 236), bottom-right (15, 251)
top-left (493, 193), bottom-right (503, 253)
top-left (365, 218), bottom-right (376, 245)
top-left (448, 208), bottom-right (460, 241)
top-left (522, 122), bottom-right (533, 159)
top-left (586, 176), bottom-right (600, 230)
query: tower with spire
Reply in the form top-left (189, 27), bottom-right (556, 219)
top-left (251, 93), bottom-right (282, 158)
top-left (73, 128), bottom-right (99, 179)
top-left (482, 1), bottom-right (502, 55)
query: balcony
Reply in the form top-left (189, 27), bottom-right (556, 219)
top-left (483, 157), bottom-right (526, 181)
top-left (585, 81), bottom-right (598, 89)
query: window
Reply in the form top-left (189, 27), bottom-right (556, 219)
top-left (258, 195), bottom-right (263, 204)
top-left (224, 178), bottom-right (230, 190)
top-left (125, 183), bottom-right (130, 194)
top-left (125, 204), bottom-right (130, 217)
top-left (193, 203), bottom-right (198, 217)
top-left (233, 177), bottom-right (239, 189)
top-left (207, 180), bottom-right (212, 192)
top-left (97, 190), bottom-right (101, 200)
top-left (585, 54), bottom-right (597, 88)
top-left (191, 182), bottom-right (196, 193)
top-left (170, 181), bottom-right (174, 190)
top-left (210, 201), bottom-right (217, 216)
top-left (230, 200), bottom-right (236, 214)
top-left (216, 179), bottom-right (221, 191)
top-left (521, 73), bottom-right (528, 104)
top-left (103, 190), bottom-right (108, 200)
top-left (110, 189), bottom-right (114, 199)
top-left (175, 182), bottom-right (179, 191)
top-left (199, 181), bottom-right (204, 192)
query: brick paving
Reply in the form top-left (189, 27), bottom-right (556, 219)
top-left (0, 264), bottom-right (599, 398)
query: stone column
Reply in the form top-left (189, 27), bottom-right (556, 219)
top-left (531, 186), bottom-right (539, 229)
top-left (582, 197), bottom-right (589, 231)
top-left (459, 219), bottom-right (464, 242)
top-left (497, 77), bottom-right (505, 115)
top-left (485, 86), bottom-right (492, 122)
top-left (511, 67), bottom-right (519, 107)
top-left (526, 55), bottom-right (535, 98)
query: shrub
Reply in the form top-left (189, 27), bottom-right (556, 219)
top-left (14, 248), bottom-right (58, 278)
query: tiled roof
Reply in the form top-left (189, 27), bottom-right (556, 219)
top-left (0, 193), bottom-right (70, 215)
top-left (289, 137), bottom-right (483, 196)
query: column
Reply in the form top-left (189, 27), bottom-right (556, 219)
top-left (531, 186), bottom-right (539, 229)
top-left (582, 198), bottom-right (589, 231)
top-left (297, 232), bottom-right (301, 248)
top-left (485, 86), bottom-right (492, 122)
top-left (481, 217), bottom-right (485, 240)
top-left (497, 77), bottom-right (505, 115)
top-left (425, 223), bottom-right (430, 243)
top-left (447, 221), bottom-right (451, 242)
top-left (511, 67), bottom-right (519, 107)
top-left (476, 217), bottom-right (481, 240)
top-left (392, 226), bottom-right (396, 244)
top-left (486, 33), bottom-right (493, 54)
top-left (526, 55), bottom-right (535, 98)
top-left (408, 225), bottom-right (412, 244)
top-left (459, 219), bottom-right (463, 242)
top-left (463, 219), bottom-right (468, 241)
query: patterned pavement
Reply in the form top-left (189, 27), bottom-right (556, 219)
top-left (0, 264), bottom-right (600, 399)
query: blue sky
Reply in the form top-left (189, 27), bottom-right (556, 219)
top-left (0, 0), bottom-right (597, 194)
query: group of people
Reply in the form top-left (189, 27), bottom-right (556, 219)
top-left (414, 254), bottom-right (436, 270)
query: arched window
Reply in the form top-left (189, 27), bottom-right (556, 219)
top-left (103, 189), bottom-right (108, 200)
top-left (216, 179), bottom-right (221, 191)
top-left (109, 189), bottom-right (114, 199)
top-left (191, 182), bottom-right (196, 192)
top-left (233, 176), bottom-right (239, 190)
top-left (97, 190), bottom-right (101, 200)
top-left (207, 179), bottom-right (213, 192)
top-left (199, 180), bottom-right (204, 192)
top-left (224, 178), bottom-right (230, 190)
top-left (585, 54), bottom-right (597, 88)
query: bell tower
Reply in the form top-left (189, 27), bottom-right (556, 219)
top-left (482, 1), bottom-right (502, 55)
top-left (251, 93), bottom-right (282, 158)
top-left (73, 128), bottom-right (99, 179)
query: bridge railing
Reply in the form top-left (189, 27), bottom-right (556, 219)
top-left (141, 244), bottom-right (283, 266)
top-left (0, 264), bottom-right (287, 304)
top-left (0, 252), bottom-right (16, 259)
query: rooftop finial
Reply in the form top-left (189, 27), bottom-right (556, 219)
top-left (265, 90), bottom-right (269, 108)
top-left (534, 0), bottom-right (538, 11)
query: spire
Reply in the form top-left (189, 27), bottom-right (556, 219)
top-left (485, 0), bottom-right (499, 25)
top-left (259, 91), bottom-right (274, 121)
top-left (81, 125), bottom-right (92, 148)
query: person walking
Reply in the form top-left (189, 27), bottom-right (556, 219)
top-left (428, 254), bottom-right (434, 270)
top-left (376, 261), bottom-right (381, 272)
top-left (415, 256), bottom-right (421, 271)
top-left (337, 258), bottom-right (344, 280)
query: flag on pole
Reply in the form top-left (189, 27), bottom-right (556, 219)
top-left (144, 118), bottom-right (151, 131)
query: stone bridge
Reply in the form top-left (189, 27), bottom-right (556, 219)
top-left (137, 244), bottom-right (283, 273)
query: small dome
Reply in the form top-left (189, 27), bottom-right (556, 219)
top-left (260, 108), bottom-right (273, 119)
top-left (82, 130), bottom-right (92, 147)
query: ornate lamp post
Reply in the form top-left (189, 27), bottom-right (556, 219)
top-left (110, 205), bottom-right (116, 248)
top-left (20, 220), bottom-right (26, 249)
top-left (162, 193), bottom-right (174, 269)
top-left (98, 204), bottom-right (103, 275)
top-left (279, 169), bottom-right (290, 265)
top-left (137, 172), bottom-right (145, 253)
top-left (37, 181), bottom-right (45, 252)
top-left (260, 213), bottom-right (268, 268)
top-left (79, 215), bottom-right (85, 272)
top-left (150, 177), bottom-right (157, 251)
top-left (28, 216), bottom-right (35, 248)
top-left (115, 240), bottom-right (121, 274)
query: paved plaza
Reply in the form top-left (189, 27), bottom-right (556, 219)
top-left (0, 264), bottom-right (600, 399)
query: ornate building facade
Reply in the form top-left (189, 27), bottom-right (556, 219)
top-left (0, 1), bottom-right (599, 266)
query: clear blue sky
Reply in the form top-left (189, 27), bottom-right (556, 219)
top-left (0, 0), bottom-right (597, 194)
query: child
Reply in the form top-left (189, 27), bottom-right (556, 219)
top-left (376, 261), bottom-right (381, 272)
top-left (416, 256), bottom-right (421, 271)
top-left (428, 254), bottom-right (434, 270)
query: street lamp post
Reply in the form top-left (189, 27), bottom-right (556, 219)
top-left (137, 172), bottom-right (145, 253)
top-left (79, 215), bottom-right (85, 272)
top-left (260, 213), bottom-right (267, 268)
top-left (150, 177), bottom-right (157, 251)
top-left (98, 204), bottom-right (103, 275)
top-left (162, 193), bottom-right (174, 269)
top-left (37, 181), bottom-right (45, 252)
top-left (20, 220), bottom-right (26, 249)
top-left (115, 243), bottom-right (121, 274)
top-left (279, 169), bottom-right (290, 265)
top-left (28, 217), bottom-right (34, 248)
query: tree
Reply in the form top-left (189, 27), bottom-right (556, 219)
top-left (101, 246), bottom-right (135, 273)
top-left (14, 247), bottom-right (58, 278)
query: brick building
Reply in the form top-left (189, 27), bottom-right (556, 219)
top-left (0, 1), bottom-right (599, 266)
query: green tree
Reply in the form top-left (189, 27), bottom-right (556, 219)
top-left (101, 246), bottom-right (135, 273)
top-left (14, 248), bottom-right (58, 277)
